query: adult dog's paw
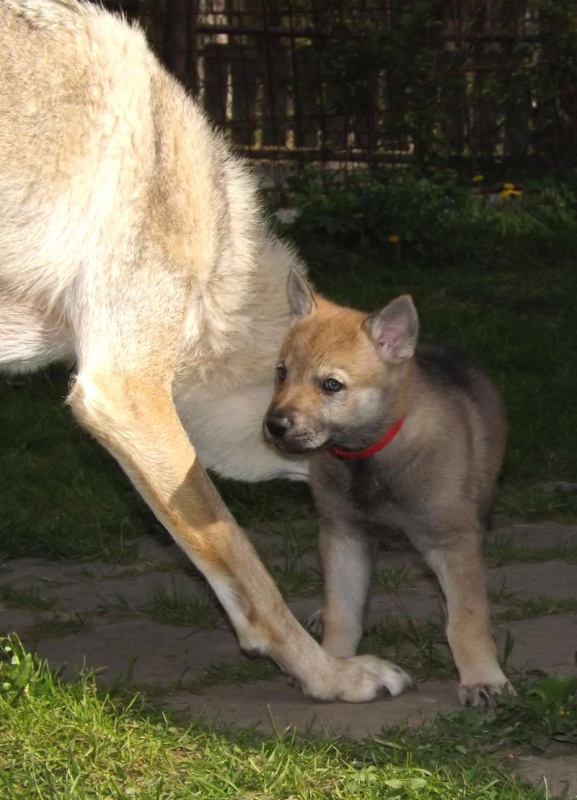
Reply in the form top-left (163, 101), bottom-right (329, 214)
top-left (303, 654), bottom-right (414, 703)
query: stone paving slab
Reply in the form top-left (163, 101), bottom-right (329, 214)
top-left (518, 749), bottom-right (577, 800)
top-left (0, 557), bottom-right (132, 586)
top-left (168, 677), bottom-right (461, 738)
top-left (497, 614), bottom-right (577, 675)
top-left (0, 607), bottom-right (39, 633)
top-left (2, 522), bottom-right (577, 797)
top-left (489, 561), bottom-right (577, 600)
top-left (2, 524), bottom-right (577, 703)
top-left (288, 583), bottom-right (445, 633)
top-left (37, 571), bottom-right (208, 617)
top-left (494, 522), bottom-right (577, 549)
top-left (29, 621), bottom-right (241, 685)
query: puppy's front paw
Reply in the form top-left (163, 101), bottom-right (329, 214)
top-left (458, 680), bottom-right (516, 708)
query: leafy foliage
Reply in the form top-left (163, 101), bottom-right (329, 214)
top-left (286, 168), bottom-right (577, 269)
top-left (0, 635), bottom-right (40, 705)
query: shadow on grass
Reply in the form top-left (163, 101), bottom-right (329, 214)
top-left (3, 634), bottom-right (574, 799)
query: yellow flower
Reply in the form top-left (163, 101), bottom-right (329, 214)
top-left (388, 234), bottom-right (400, 244)
top-left (472, 174), bottom-right (484, 183)
top-left (499, 188), bottom-right (522, 199)
top-left (503, 182), bottom-right (515, 190)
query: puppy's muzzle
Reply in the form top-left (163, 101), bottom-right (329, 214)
top-left (264, 411), bottom-right (294, 442)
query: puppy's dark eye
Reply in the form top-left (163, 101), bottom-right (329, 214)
top-left (322, 378), bottom-right (343, 393)
top-left (276, 364), bottom-right (287, 383)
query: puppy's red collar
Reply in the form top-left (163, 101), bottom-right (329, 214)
top-left (330, 417), bottom-right (405, 460)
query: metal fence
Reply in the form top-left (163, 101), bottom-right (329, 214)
top-left (105, 1), bottom-right (577, 179)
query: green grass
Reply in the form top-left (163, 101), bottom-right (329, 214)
top-left (268, 563), bottom-right (323, 596)
top-left (214, 477), bottom-right (315, 529)
top-left (485, 538), bottom-right (577, 567)
top-left (3, 635), bottom-right (575, 799)
top-left (0, 585), bottom-right (57, 612)
top-left (142, 582), bottom-right (224, 629)
top-left (0, 367), bottom-right (151, 561)
top-left (373, 565), bottom-right (417, 592)
top-left (493, 594), bottom-right (577, 623)
top-left (116, 655), bottom-right (282, 699)
top-left (27, 615), bottom-right (91, 640)
top-left (360, 619), bottom-right (457, 682)
top-left (495, 484), bottom-right (577, 526)
top-left (192, 658), bottom-right (280, 690)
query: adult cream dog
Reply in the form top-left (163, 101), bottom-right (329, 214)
top-left (264, 271), bottom-right (512, 706)
top-left (0, 0), bottom-right (412, 702)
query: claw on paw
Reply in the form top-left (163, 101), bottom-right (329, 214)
top-left (458, 680), bottom-right (515, 708)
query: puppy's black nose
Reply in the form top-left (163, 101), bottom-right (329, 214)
top-left (265, 413), bottom-right (292, 439)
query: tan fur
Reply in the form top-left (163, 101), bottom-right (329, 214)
top-left (265, 272), bottom-right (513, 706)
top-left (0, 0), bottom-right (417, 703)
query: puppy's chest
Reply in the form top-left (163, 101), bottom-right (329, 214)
top-left (345, 459), bottom-right (400, 520)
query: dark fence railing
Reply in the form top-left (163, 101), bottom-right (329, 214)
top-left (103, 1), bottom-right (577, 179)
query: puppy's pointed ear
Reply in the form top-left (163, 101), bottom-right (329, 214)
top-left (288, 269), bottom-right (316, 319)
top-left (364, 295), bottom-right (419, 363)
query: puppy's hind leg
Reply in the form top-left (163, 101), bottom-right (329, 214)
top-left (423, 533), bottom-right (513, 707)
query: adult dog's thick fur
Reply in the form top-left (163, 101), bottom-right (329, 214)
top-left (0, 0), bottom-right (414, 703)
top-left (265, 271), bottom-right (513, 706)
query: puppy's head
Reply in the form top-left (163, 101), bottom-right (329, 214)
top-left (263, 270), bottom-right (419, 455)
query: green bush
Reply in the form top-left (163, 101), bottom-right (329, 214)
top-left (286, 169), bottom-right (577, 269)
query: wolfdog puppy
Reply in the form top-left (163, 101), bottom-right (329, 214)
top-left (0, 0), bottom-right (413, 702)
top-left (265, 271), bottom-right (513, 706)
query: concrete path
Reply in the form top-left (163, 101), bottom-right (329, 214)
top-left (1, 521), bottom-right (576, 797)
